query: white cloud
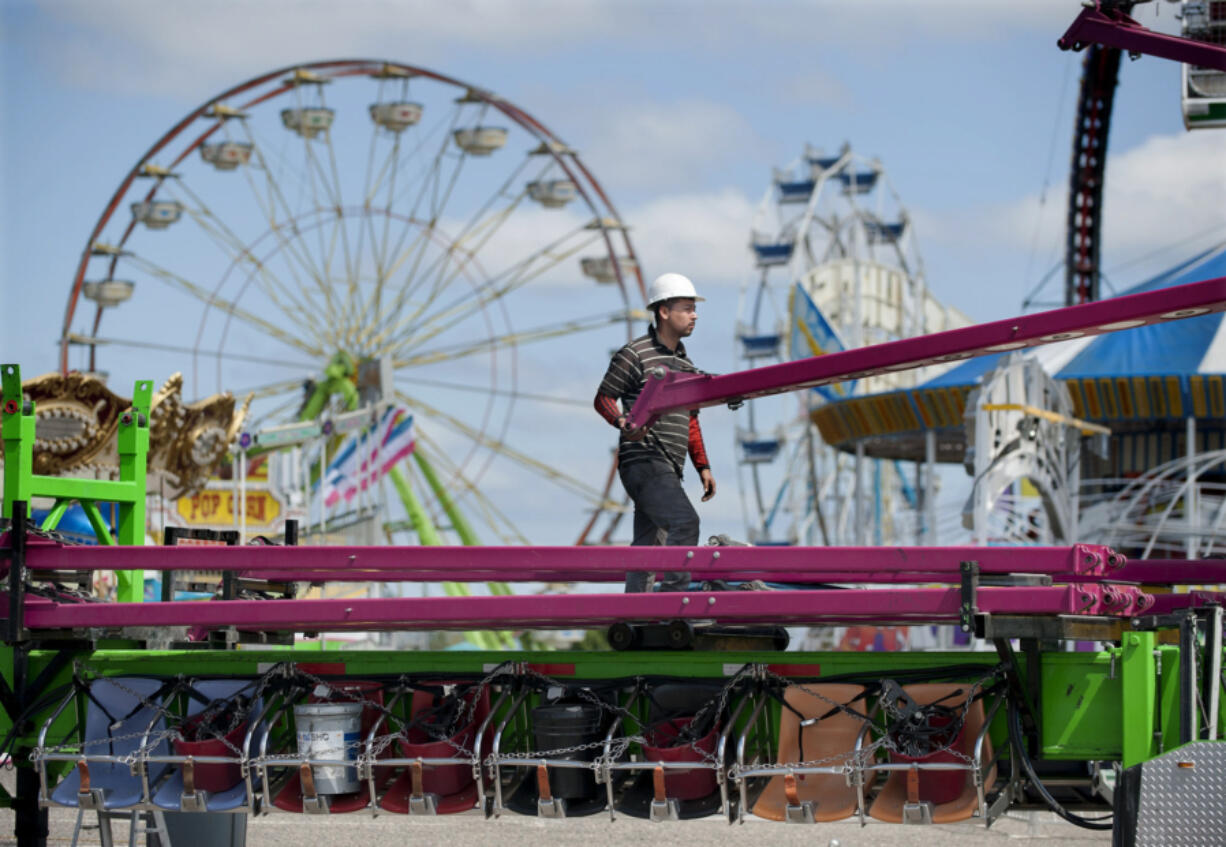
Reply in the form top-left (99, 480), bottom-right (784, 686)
top-left (777, 69), bottom-right (852, 108)
top-left (430, 184), bottom-right (757, 293)
top-left (579, 100), bottom-right (765, 193)
top-left (30, 0), bottom-right (1121, 102)
top-left (624, 187), bottom-right (758, 287)
top-left (1100, 131), bottom-right (1226, 256)
top-left (916, 130), bottom-right (1226, 293)
top-left (39, 0), bottom-right (626, 98)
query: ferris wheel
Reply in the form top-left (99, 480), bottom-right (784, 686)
top-left (733, 143), bottom-right (937, 546)
top-left (59, 59), bottom-right (644, 546)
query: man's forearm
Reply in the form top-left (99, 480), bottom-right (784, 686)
top-left (688, 412), bottom-right (709, 471)
top-left (594, 393), bottom-right (623, 427)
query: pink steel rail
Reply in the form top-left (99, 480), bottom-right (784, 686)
top-left (12, 540), bottom-right (1122, 583)
top-left (625, 275), bottom-right (1226, 429)
top-left (1058, 3), bottom-right (1226, 72)
top-left (9, 584), bottom-right (1151, 633)
top-left (7, 536), bottom-right (1213, 634)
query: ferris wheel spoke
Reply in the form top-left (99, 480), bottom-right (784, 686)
top-left (301, 136), bottom-right (342, 285)
top-left (362, 135), bottom-right (411, 324)
top-left (287, 98), bottom-right (343, 317)
top-left (123, 253), bottom-right (323, 359)
top-left (374, 226), bottom-right (601, 356)
top-left (237, 122), bottom-right (344, 321)
top-left (163, 186), bottom-right (333, 348)
top-left (368, 105), bottom-right (453, 273)
top-left (63, 333), bottom-right (316, 372)
top-left (392, 310), bottom-right (635, 368)
top-left (414, 430), bottom-right (531, 544)
top-left (383, 219), bottom-right (597, 349)
top-left (227, 375), bottom-right (308, 400)
top-left (394, 153), bottom-right (540, 316)
top-left (318, 123), bottom-right (361, 330)
top-left (395, 374), bottom-right (588, 408)
top-left (395, 390), bottom-right (614, 507)
top-left (369, 108), bottom-right (468, 320)
top-left (349, 117), bottom-right (387, 319)
top-left (371, 152), bottom-right (556, 342)
top-left (364, 115), bottom-right (452, 309)
top-left (243, 392), bottom-right (306, 432)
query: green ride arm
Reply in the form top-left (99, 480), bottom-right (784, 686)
top-left (388, 465), bottom-right (442, 547)
top-left (413, 449), bottom-right (515, 647)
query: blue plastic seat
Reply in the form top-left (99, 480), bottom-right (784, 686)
top-left (865, 220), bottom-right (906, 243)
top-left (776, 178), bottom-right (815, 204)
top-left (752, 242), bottom-right (795, 267)
top-left (49, 677), bottom-right (168, 811)
top-left (738, 331), bottom-right (783, 360)
top-left (839, 171), bottom-right (878, 195)
top-left (151, 680), bottom-right (264, 813)
top-left (807, 154), bottom-right (841, 171)
top-left (738, 432), bottom-right (784, 464)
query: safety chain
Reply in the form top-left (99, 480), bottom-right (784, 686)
top-left (723, 666), bottom-right (1005, 778)
top-left (30, 660), bottom-right (1003, 787)
top-left (32, 662), bottom-right (284, 766)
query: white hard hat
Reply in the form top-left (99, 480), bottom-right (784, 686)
top-left (646, 272), bottom-right (703, 308)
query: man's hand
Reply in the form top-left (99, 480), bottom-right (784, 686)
top-left (619, 416), bottom-right (647, 442)
top-left (699, 468), bottom-right (716, 502)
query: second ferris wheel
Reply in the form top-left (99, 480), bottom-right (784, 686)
top-left (733, 143), bottom-right (970, 546)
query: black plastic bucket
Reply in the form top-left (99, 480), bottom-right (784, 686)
top-left (530, 703), bottom-right (606, 799)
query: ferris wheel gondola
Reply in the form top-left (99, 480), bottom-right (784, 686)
top-left (60, 59), bottom-right (644, 545)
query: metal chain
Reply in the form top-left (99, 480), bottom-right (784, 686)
top-left (729, 666), bottom-right (1004, 777)
top-left (33, 661), bottom-right (284, 764)
top-left (31, 660), bottom-right (1002, 784)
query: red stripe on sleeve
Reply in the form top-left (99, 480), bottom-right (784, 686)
top-left (594, 394), bottom-right (622, 427)
top-left (688, 411), bottom-right (709, 471)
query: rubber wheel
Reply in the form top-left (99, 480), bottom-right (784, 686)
top-left (666, 620), bottom-right (694, 649)
top-left (771, 627), bottom-right (790, 651)
top-left (607, 622), bottom-right (638, 651)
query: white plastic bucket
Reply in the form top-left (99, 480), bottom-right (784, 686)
top-left (294, 702), bottom-right (363, 794)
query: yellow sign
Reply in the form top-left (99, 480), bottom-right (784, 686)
top-left (176, 490), bottom-right (281, 527)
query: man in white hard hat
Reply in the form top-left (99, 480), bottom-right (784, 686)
top-left (594, 272), bottom-right (715, 592)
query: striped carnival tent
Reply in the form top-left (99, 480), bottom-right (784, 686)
top-left (810, 242), bottom-right (1226, 477)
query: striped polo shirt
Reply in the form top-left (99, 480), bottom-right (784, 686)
top-left (598, 325), bottom-right (699, 474)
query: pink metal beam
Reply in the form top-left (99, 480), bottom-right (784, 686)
top-left (1143, 591), bottom-right (1226, 615)
top-left (1115, 559), bottom-right (1226, 585)
top-left (229, 568), bottom-right (1063, 584)
top-left (624, 276), bottom-right (1226, 429)
top-left (12, 540), bottom-right (1122, 580)
top-left (1058, 5), bottom-right (1226, 71)
top-left (7, 584), bottom-right (1144, 633)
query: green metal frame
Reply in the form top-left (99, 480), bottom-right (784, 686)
top-left (2, 364), bottom-right (151, 602)
top-left (0, 645), bottom-right (1176, 763)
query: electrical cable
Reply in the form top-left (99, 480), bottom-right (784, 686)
top-left (1007, 697), bottom-right (1114, 830)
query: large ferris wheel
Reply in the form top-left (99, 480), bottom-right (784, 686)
top-left (733, 143), bottom-right (969, 546)
top-left (58, 59), bottom-right (644, 545)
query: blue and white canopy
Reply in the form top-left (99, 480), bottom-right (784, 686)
top-left (811, 242), bottom-right (1226, 469)
top-left (928, 242), bottom-right (1226, 393)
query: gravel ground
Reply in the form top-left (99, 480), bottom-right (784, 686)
top-left (0, 808), bottom-right (1113, 847)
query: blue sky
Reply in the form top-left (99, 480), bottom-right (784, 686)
top-left (2, 1), bottom-right (1223, 544)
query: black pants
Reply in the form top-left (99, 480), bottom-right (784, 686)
top-left (619, 459), bottom-right (697, 592)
